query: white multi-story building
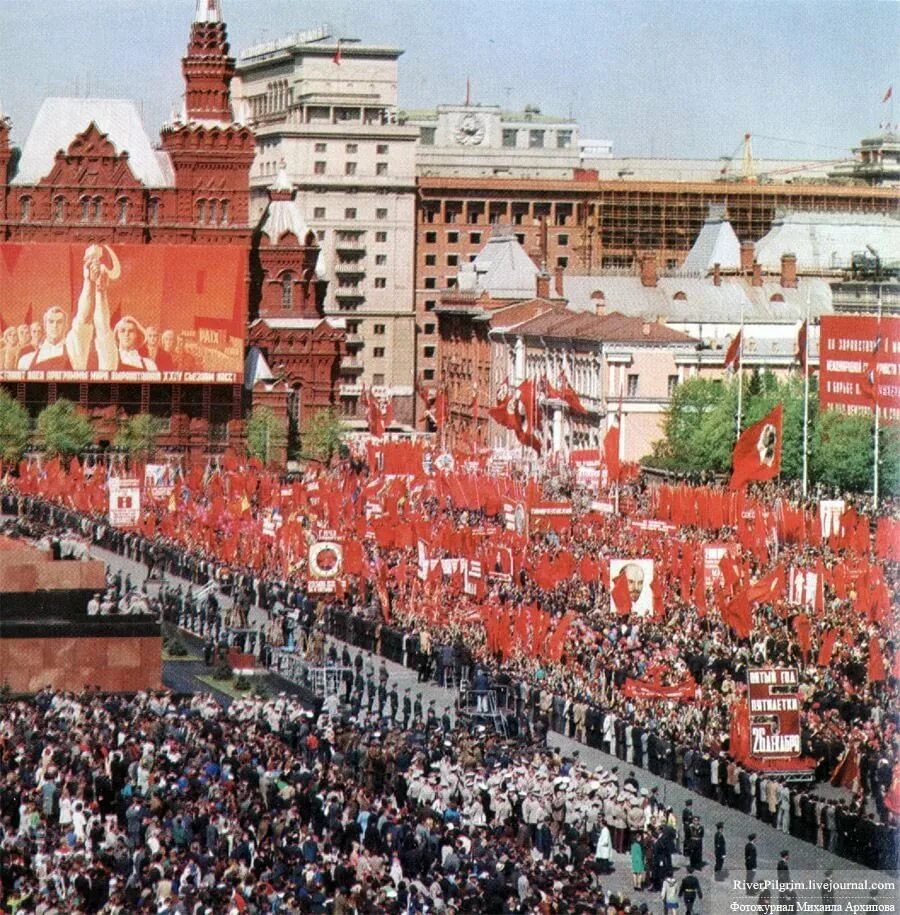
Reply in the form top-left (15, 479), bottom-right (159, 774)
top-left (402, 104), bottom-right (582, 178)
top-left (232, 30), bottom-right (418, 425)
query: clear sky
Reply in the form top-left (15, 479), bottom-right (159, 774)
top-left (0, 0), bottom-right (896, 162)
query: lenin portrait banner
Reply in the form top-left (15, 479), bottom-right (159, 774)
top-left (819, 315), bottom-right (900, 422)
top-left (0, 242), bottom-right (246, 383)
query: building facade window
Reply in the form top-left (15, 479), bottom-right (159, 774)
top-left (19, 196), bottom-right (31, 222)
top-left (376, 144), bottom-right (389, 154)
top-left (314, 161), bottom-right (326, 174)
top-left (420, 127), bottom-right (436, 145)
top-left (627, 373), bottom-right (638, 397)
top-left (557, 130), bottom-right (573, 148)
top-left (502, 129), bottom-right (518, 148)
top-left (372, 373), bottom-right (385, 385)
top-left (117, 198), bottom-right (129, 225)
top-left (376, 208), bottom-right (388, 220)
top-left (425, 254), bottom-right (436, 266)
top-left (374, 277), bottom-right (387, 288)
top-left (345, 161), bottom-right (357, 175)
top-left (373, 324), bottom-right (386, 334)
top-left (314, 142), bottom-right (327, 152)
top-left (529, 130), bottom-right (545, 148)
top-left (425, 231), bottom-right (437, 243)
top-left (281, 273), bottom-right (293, 309)
top-left (469, 232), bottom-right (482, 244)
top-left (196, 199), bottom-right (206, 224)
top-left (345, 143), bottom-right (358, 154)
top-left (375, 254), bottom-right (387, 265)
top-left (344, 208), bottom-right (357, 219)
top-left (376, 163), bottom-right (388, 176)
top-left (375, 231), bottom-right (388, 242)
top-left (52, 196), bottom-right (66, 223)
top-left (373, 347), bottom-right (385, 358)
top-left (668, 374), bottom-right (679, 396)
top-left (314, 206), bottom-right (326, 219)
top-left (148, 198), bottom-right (160, 225)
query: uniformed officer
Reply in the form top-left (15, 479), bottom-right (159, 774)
top-left (402, 688), bottom-right (412, 729)
top-left (714, 821), bottom-right (726, 878)
top-left (366, 671), bottom-right (377, 713)
top-left (413, 692), bottom-right (423, 723)
top-left (389, 683), bottom-right (399, 722)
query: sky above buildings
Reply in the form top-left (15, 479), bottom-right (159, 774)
top-left (0, 0), bottom-right (896, 163)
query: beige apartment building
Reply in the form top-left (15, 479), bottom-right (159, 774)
top-left (232, 29), bottom-right (418, 425)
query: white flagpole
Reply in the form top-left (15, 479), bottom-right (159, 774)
top-left (735, 306), bottom-right (744, 439)
top-left (801, 296), bottom-right (811, 498)
top-left (874, 289), bottom-right (883, 512)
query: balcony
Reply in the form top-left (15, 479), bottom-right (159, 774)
top-left (341, 356), bottom-right (365, 375)
top-left (345, 333), bottom-right (364, 347)
top-left (340, 382), bottom-right (363, 397)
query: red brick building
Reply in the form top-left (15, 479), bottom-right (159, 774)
top-left (0, 1), bottom-right (343, 461)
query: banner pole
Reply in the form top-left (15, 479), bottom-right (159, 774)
top-left (802, 296), bottom-right (811, 498)
top-left (736, 305), bottom-right (744, 440)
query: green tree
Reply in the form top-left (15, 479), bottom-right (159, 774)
top-left (0, 389), bottom-right (30, 466)
top-left (246, 405), bottom-right (287, 465)
top-left (811, 410), bottom-right (873, 494)
top-left (36, 399), bottom-right (93, 459)
top-left (877, 421), bottom-right (900, 499)
top-left (301, 409), bottom-right (347, 465)
top-left (114, 413), bottom-right (164, 461)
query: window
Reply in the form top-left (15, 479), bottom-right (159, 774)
top-left (148, 198), bottom-right (160, 225)
top-left (344, 208), bottom-right (357, 219)
top-left (668, 375), bottom-right (679, 396)
top-left (207, 200), bottom-right (217, 224)
top-left (373, 347), bottom-right (385, 358)
top-left (423, 369), bottom-right (435, 381)
top-left (372, 373), bottom-right (385, 386)
top-left (345, 143), bottom-right (358, 154)
top-left (281, 273), bottom-right (293, 309)
top-left (424, 300), bottom-right (436, 311)
top-left (375, 254), bottom-right (387, 265)
top-left (375, 162), bottom-right (388, 176)
top-left (346, 321), bottom-right (360, 334)
top-left (420, 127), bottom-right (436, 145)
top-left (447, 254), bottom-right (458, 266)
top-left (376, 208), bottom-right (388, 220)
top-left (425, 254), bottom-right (436, 266)
top-left (53, 196), bottom-right (66, 222)
top-left (314, 142), bottom-right (327, 152)
top-left (375, 231), bottom-right (388, 242)
top-left (374, 277), bottom-right (387, 288)
top-left (373, 324), bottom-right (386, 335)
top-left (446, 277), bottom-right (457, 288)
top-left (556, 256), bottom-right (568, 268)
top-left (313, 206), bottom-right (326, 219)
top-left (515, 233), bottom-right (525, 245)
top-left (196, 199), bottom-right (206, 224)
top-left (81, 197), bottom-right (91, 223)
top-left (345, 162), bottom-right (357, 175)
top-left (502, 129), bottom-right (518, 148)
top-left (424, 323), bottom-right (435, 335)
top-left (558, 233), bottom-right (569, 246)
top-left (557, 130), bottom-right (573, 149)
top-left (627, 374), bottom-right (638, 397)
top-left (314, 160), bottom-right (326, 175)
top-left (423, 346), bottom-right (436, 358)
top-left (529, 130), bottom-right (545, 148)
top-left (93, 197), bottom-right (103, 221)
top-left (19, 196), bottom-right (31, 222)
top-left (469, 231), bottom-right (482, 244)
top-left (447, 231), bottom-right (458, 243)
top-left (219, 200), bottom-right (229, 225)
top-left (117, 198), bottom-right (129, 225)
top-left (316, 230), bottom-right (326, 241)
top-left (424, 278), bottom-right (437, 289)
top-left (376, 144), bottom-right (389, 155)
top-left (425, 231), bottom-right (437, 244)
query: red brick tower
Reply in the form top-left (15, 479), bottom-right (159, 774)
top-left (182, 0), bottom-right (235, 123)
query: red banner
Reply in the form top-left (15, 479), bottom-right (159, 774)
top-left (747, 667), bottom-right (801, 758)
top-left (0, 243), bottom-right (245, 383)
top-left (819, 315), bottom-right (900, 421)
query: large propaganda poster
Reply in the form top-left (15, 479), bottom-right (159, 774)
top-left (747, 667), bottom-right (802, 758)
top-left (108, 477), bottom-right (141, 528)
top-left (609, 557), bottom-right (655, 617)
top-left (819, 315), bottom-right (900, 422)
top-left (0, 242), bottom-right (246, 383)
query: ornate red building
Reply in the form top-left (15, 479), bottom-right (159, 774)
top-left (0, 0), bottom-right (344, 462)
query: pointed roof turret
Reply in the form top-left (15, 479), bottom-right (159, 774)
top-left (182, 0), bottom-right (234, 123)
top-left (194, 0), bottom-right (222, 24)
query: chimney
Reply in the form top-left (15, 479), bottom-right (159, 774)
top-left (554, 264), bottom-right (564, 297)
top-left (751, 261), bottom-right (763, 287)
top-left (641, 321), bottom-right (651, 337)
top-left (780, 252), bottom-right (798, 288)
top-left (536, 270), bottom-right (551, 299)
top-left (712, 262), bottom-right (722, 286)
top-left (740, 241), bottom-right (755, 273)
top-left (639, 252), bottom-right (657, 288)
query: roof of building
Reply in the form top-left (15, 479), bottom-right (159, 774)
top-left (502, 308), bottom-right (697, 345)
top-left (490, 299), bottom-right (562, 331)
top-left (583, 156), bottom-right (835, 183)
top-left (459, 231), bottom-right (540, 299)
top-left (244, 346), bottom-right (275, 390)
top-left (12, 98), bottom-right (173, 188)
top-left (258, 172), bottom-right (313, 246)
top-left (194, 0), bottom-right (222, 23)
top-left (562, 274), bottom-right (833, 323)
top-left (254, 316), bottom-right (345, 331)
top-left (679, 205), bottom-right (742, 273)
top-left (754, 211), bottom-right (900, 271)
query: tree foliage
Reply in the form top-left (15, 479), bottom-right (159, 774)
top-left (114, 413), bottom-right (165, 461)
top-left (301, 409), bottom-right (347, 465)
top-left (36, 400), bottom-right (93, 458)
top-left (648, 369), bottom-right (897, 497)
top-left (246, 406), bottom-right (287, 465)
top-left (0, 390), bottom-right (30, 466)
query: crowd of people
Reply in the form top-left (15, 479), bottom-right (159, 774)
top-left (1, 684), bottom-right (714, 914)
top-left (1, 452), bottom-right (898, 878)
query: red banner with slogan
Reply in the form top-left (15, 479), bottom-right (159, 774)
top-left (746, 667), bottom-right (801, 758)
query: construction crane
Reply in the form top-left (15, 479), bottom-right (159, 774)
top-left (719, 133), bottom-right (757, 182)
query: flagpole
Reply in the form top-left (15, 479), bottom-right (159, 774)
top-left (874, 289), bottom-right (883, 512)
top-left (801, 296), bottom-right (811, 498)
top-left (736, 305), bottom-right (744, 439)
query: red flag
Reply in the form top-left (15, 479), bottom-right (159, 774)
top-left (332, 39), bottom-right (342, 65)
top-left (746, 562), bottom-right (785, 604)
top-left (817, 629), bottom-right (838, 667)
top-left (884, 85), bottom-right (893, 103)
top-left (558, 372), bottom-right (587, 415)
top-left (432, 390), bottom-right (449, 430)
top-left (729, 403), bottom-right (783, 490)
top-left (611, 568), bottom-right (632, 616)
top-left (603, 423), bottom-right (620, 484)
top-left (651, 570), bottom-right (665, 620)
top-left (868, 636), bottom-right (886, 683)
top-left (792, 613), bottom-right (811, 656)
top-left (513, 379), bottom-right (541, 452)
top-left (795, 320), bottom-right (808, 371)
top-left (723, 330), bottom-right (742, 371)
top-left (830, 744), bottom-right (860, 790)
top-left (721, 587), bottom-right (752, 639)
top-left (489, 379), bottom-right (517, 430)
top-left (860, 333), bottom-right (883, 406)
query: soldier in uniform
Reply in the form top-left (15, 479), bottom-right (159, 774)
top-left (426, 699), bottom-right (437, 732)
top-left (413, 692), bottom-right (423, 724)
top-left (714, 821), bottom-right (726, 878)
top-left (402, 688), bottom-right (412, 729)
top-left (366, 671), bottom-right (377, 713)
top-left (388, 683), bottom-right (399, 723)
